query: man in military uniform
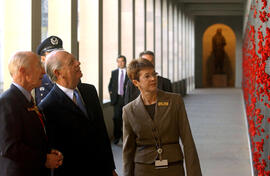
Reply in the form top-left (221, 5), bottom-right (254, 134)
top-left (35, 36), bottom-right (63, 104)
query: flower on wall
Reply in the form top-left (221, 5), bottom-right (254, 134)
top-left (243, 1), bottom-right (270, 175)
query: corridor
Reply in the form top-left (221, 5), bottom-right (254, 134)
top-left (112, 88), bottom-right (252, 176)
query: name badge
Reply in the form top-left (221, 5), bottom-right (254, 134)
top-left (155, 159), bottom-right (168, 169)
top-left (158, 101), bottom-right (169, 106)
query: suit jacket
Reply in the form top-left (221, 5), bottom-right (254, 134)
top-left (35, 74), bottom-right (54, 105)
top-left (0, 84), bottom-right (48, 176)
top-left (122, 90), bottom-right (202, 176)
top-left (108, 68), bottom-right (128, 105)
top-left (38, 83), bottom-right (115, 176)
top-left (124, 76), bottom-right (172, 105)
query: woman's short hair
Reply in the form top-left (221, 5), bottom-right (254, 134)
top-left (127, 58), bottom-right (154, 81)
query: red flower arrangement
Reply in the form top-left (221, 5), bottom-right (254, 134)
top-left (243, 1), bottom-right (270, 175)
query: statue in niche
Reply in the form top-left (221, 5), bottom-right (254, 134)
top-left (206, 28), bottom-right (233, 87)
top-left (212, 28), bottom-right (226, 74)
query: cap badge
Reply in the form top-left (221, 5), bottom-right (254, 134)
top-left (50, 37), bottom-right (59, 45)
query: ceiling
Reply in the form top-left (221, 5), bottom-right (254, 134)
top-left (177, 0), bottom-right (245, 16)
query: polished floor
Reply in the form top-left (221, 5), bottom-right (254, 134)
top-left (111, 88), bottom-right (252, 176)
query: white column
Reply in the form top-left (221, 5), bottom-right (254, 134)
top-left (0, 0), bottom-right (4, 92)
top-left (48, 0), bottom-right (77, 56)
top-left (3, 0), bottom-right (35, 90)
top-left (78, 0), bottom-right (100, 89)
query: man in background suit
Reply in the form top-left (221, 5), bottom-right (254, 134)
top-left (108, 55), bottom-right (128, 144)
top-left (0, 51), bottom-right (62, 176)
top-left (39, 50), bottom-right (117, 176)
top-left (34, 36), bottom-right (63, 104)
top-left (124, 51), bottom-right (172, 105)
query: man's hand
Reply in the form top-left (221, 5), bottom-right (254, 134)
top-left (51, 149), bottom-right (63, 162)
top-left (45, 149), bottom-right (63, 168)
top-left (112, 170), bottom-right (118, 176)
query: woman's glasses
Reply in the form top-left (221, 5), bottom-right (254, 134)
top-left (142, 72), bottom-right (158, 80)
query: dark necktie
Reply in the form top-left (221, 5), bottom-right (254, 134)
top-left (119, 70), bottom-right (124, 95)
top-left (73, 89), bottom-right (88, 116)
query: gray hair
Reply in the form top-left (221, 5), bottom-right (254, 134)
top-left (45, 50), bottom-right (64, 82)
top-left (139, 50), bottom-right (155, 59)
top-left (8, 51), bottom-right (32, 77)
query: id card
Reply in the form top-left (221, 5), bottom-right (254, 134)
top-left (155, 159), bottom-right (168, 169)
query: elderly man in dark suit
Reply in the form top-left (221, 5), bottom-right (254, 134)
top-left (124, 51), bottom-right (172, 105)
top-left (108, 55), bottom-right (128, 144)
top-left (0, 51), bottom-right (62, 176)
top-left (38, 50), bottom-right (117, 176)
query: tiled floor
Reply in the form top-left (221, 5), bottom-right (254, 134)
top-left (111, 88), bottom-right (252, 176)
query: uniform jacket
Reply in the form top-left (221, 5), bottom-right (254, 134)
top-left (38, 83), bottom-right (115, 176)
top-left (35, 74), bottom-right (54, 105)
top-left (124, 76), bottom-right (172, 105)
top-left (122, 90), bottom-right (202, 176)
top-left (0, 84), bottom-right (48, 176)
top-left (108, 68), bottom-right (128, 105)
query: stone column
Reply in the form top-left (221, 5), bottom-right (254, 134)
top-left (2, 0), bottom-right (41, 90)
top-left (48, 0), bottom-right (77, 57)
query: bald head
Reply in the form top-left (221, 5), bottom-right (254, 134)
top-left (8, 51), bottom-right (44, 91)
top-left (45, 50), bottom-right (66, 82)
top-left (8, 51), bottom-right (33, 77)
top-left (45, 50), bottom-right (82, 89)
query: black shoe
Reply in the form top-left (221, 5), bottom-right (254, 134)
top-left (113, 138), bottom-right (120, 144)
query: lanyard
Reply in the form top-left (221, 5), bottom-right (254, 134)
top-left (150, 123), bottom-right (163, 161)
